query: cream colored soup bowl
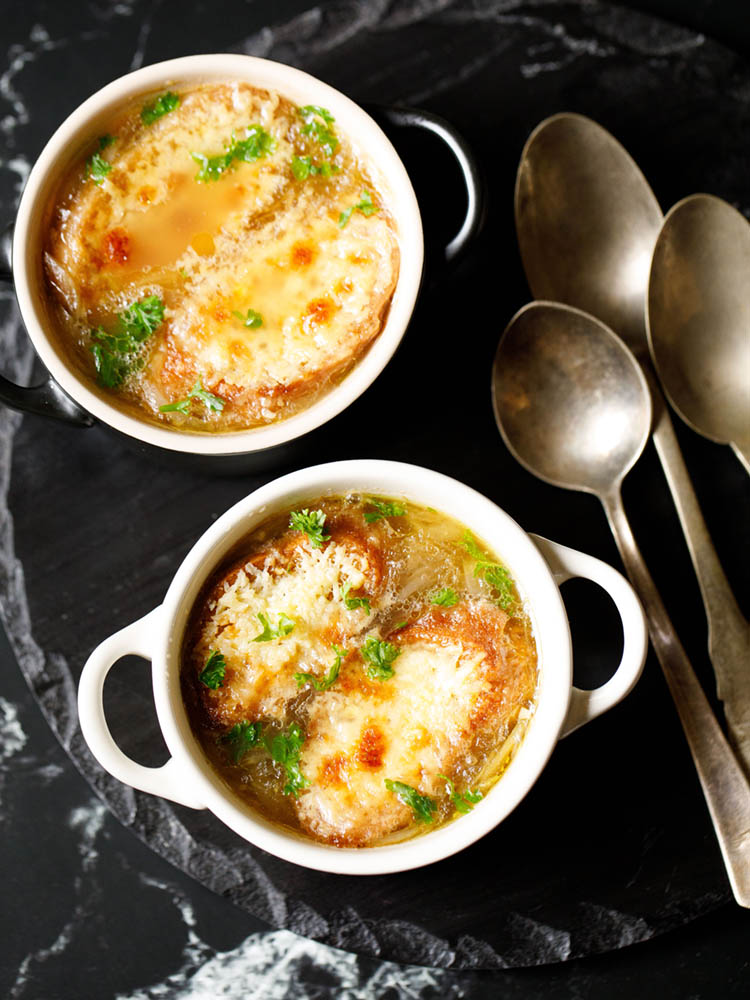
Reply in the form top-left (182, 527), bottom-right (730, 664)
top-left (4, 55), bottom-right (480, 469)
top-left (78, 460), bottom-right (647, 875)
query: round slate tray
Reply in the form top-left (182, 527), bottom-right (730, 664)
top-left (1, 0), bottom-right (749, 971)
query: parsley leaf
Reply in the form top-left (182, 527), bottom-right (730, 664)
top-left (294, 645), bottom-right (347, 691)
top-left (252, 611), bottom-right (295, 643)
top-left (220, 720), bottom-right (263, 763)
top-left (87, 135), bottom-right (118, 183)
top-left (119, 295), bottom-right (165, 341)
top-left (159, 378), bottom-right (225, 415)
top-left (90, 336), bottom-right (130, 388)
top-left (340, 582), bottom-right (371, 614)
top-left (339, 189), bottom-right (378, 228)
top-left (288, 508), bottom-right (330, 549)
top-left (299, 104), bottom-right (335, 125)
top-left (391, 620), bottom-right (408, 631)
top-left (87, 152), bottom-right (111, 185)
top-left (438, 773), bottom-right (482, 814)
top-left (141, 90), bottom-right (180, 125)
top-left (298, 105), bottom-right (338, 158)
top-left (291, 155), bottom-right (339, 180)
top-left (192, 125), bottom-right (276, 182)
top-left (361, 636), bottom-right (400, 681)
top-left (263, 723), bottom-right (310, 796)
top-left (199, 650), bottom-right (226, 689)
top-left (232, 308), bottom-right (263, 329)
top-left (430, 587), bottom-right (459, 607)
top-left (462, 531), bottom-right (515, 610)
top-left (384, 779), bottom-right (437, 823)
top-left (89, 294), bottom-right (165, 388)
top-left (363, 498), bottom-right (406, 524)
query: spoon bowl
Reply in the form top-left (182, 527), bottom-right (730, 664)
top-left (515, 112), bottom-right (662, 354)
top-left (648, 194), bottom-right (750, 471)
top-left (491, 300), bottom-right (750, 908)
top-left (515, 112), bottom-right (750, 781)
top-left (491, 301), bottom-right (651, 496)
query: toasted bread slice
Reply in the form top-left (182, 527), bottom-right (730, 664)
top-left (189, 516), bottom-right (384, 726)
top-left (295, 600), bottom-right (537, 846)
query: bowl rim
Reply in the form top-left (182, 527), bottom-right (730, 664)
top-left (12, 54), bottom-right (424, 455)
top-left (150, 459), bottom-right (572, 875)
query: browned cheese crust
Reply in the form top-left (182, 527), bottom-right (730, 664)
top-left (187, 515), bottom-right (386, 728)
top-left (295, 601), bottom-right (537, 846)
top-left (43, 82), bottom-right (400, 430)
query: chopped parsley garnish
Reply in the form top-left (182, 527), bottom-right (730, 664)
top-left (391, 620), bottom-right (408, 631)
top-left (141, 90), bottom-right (180, 125)
top-left (363, 498), bottom-right (406, 524)
top-left (360, 636), bottom-right (400, 681)
top-left (90, 294), bottom-right (165, 388)
top-left (220, 720), bottom-right (263, 763)
top-left (462, 531), bottom-right (515, 610)
top-left (339, 189), bottom-right (378, 228)
top-left (288, 508), bottom-right (330, 549)
top-left (438, 774), bottom-right (482, 814)
top-left (119, 296), bottom-right (165, 339)
top-left (384, 779), bottom-right (437, 823)
top-left (98, 134), bottom-right (116, 150)
top-left (159, 378), bottom-right (225, 415)
top-left (291, 155), bottom-right (339, 180)
top-left (299, 104), bottom-right (334, 125)
top-left (192, 125), bottom-right (276, 182)
top-left (340, 582), bottom-right (371, 614)
top-left (294, 645), bottom-right (347, 691)
top-left (232, 308), bottom-right (263, 329)
top-left (263, 723), bottom-right (310, 796)
top-left (252, 611), bottom-right (295, 642)
top-left (298, 105), bottom-right (338, 158)
top-left (87, 152), bottom-right (112, 185)
top-left (430, 587), bottom-right (459, 607)
top-left (199, 650), bottom-right (226, 689)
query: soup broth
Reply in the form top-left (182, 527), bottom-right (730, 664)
top-left (182, 494), bottom-right (538, 847)
top-left (42, 83), bottom-right (399, 432)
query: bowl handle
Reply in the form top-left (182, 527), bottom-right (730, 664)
top-left (367, 105), bottom-right (485, 263)
top-left (77, 607), bottom-right (206, 809)
top-left (530, 533), bottom-right (648, 737)
top-left (0, 223), bottom-right (93, 426)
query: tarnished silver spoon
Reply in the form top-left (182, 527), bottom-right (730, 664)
top-left (515, 112), bottom-right (750, 777)
top-left (492, 301), bottom-right (750, 907)
top-left (648, 193), bottom-right (750, 472)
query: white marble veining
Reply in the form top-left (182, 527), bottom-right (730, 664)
top-left (118, 877), bottom-right (461, 1000)
top-left (0, 695), bottom-right (27, 805)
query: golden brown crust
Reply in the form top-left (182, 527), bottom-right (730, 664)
top-left (189, 517), bottom-right (386, 729)
top-left (42, 81), bottom-right (400, 432)
top-left (295, 597), bottom-right (535, 847)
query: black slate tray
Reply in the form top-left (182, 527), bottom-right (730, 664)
top-left (2, 0), bottom-right (749, 971)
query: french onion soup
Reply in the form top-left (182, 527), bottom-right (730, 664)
top-left (42, 84), bottom-right (400, 431)
top-left (182, 495), bottom-right (539, 847)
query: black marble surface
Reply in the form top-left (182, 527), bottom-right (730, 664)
top-left (2, 0), bottom-right (750, 995)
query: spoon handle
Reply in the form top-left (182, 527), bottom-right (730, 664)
top-left (601, 487), bottom-right (750, 908)
top-left (649, 379), bottom-right (750, 777)
top-left (732, 441), bottom-right (750, 477)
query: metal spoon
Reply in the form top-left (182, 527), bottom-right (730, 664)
top-left (492, 301), bottom-right (750, 907)
top-left (515, 112), bottom-right (750, 776)
top-left (648, 193), bottom-right (750, 473)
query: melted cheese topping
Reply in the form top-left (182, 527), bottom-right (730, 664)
top-left (297, 637), bottom-right (489, 845)
top-left (43, 82), bottom-right (400, 431)
top-left (194, 532), bottom-right (378, 721)
top-left (184, 499), bottom-right (538, 848)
